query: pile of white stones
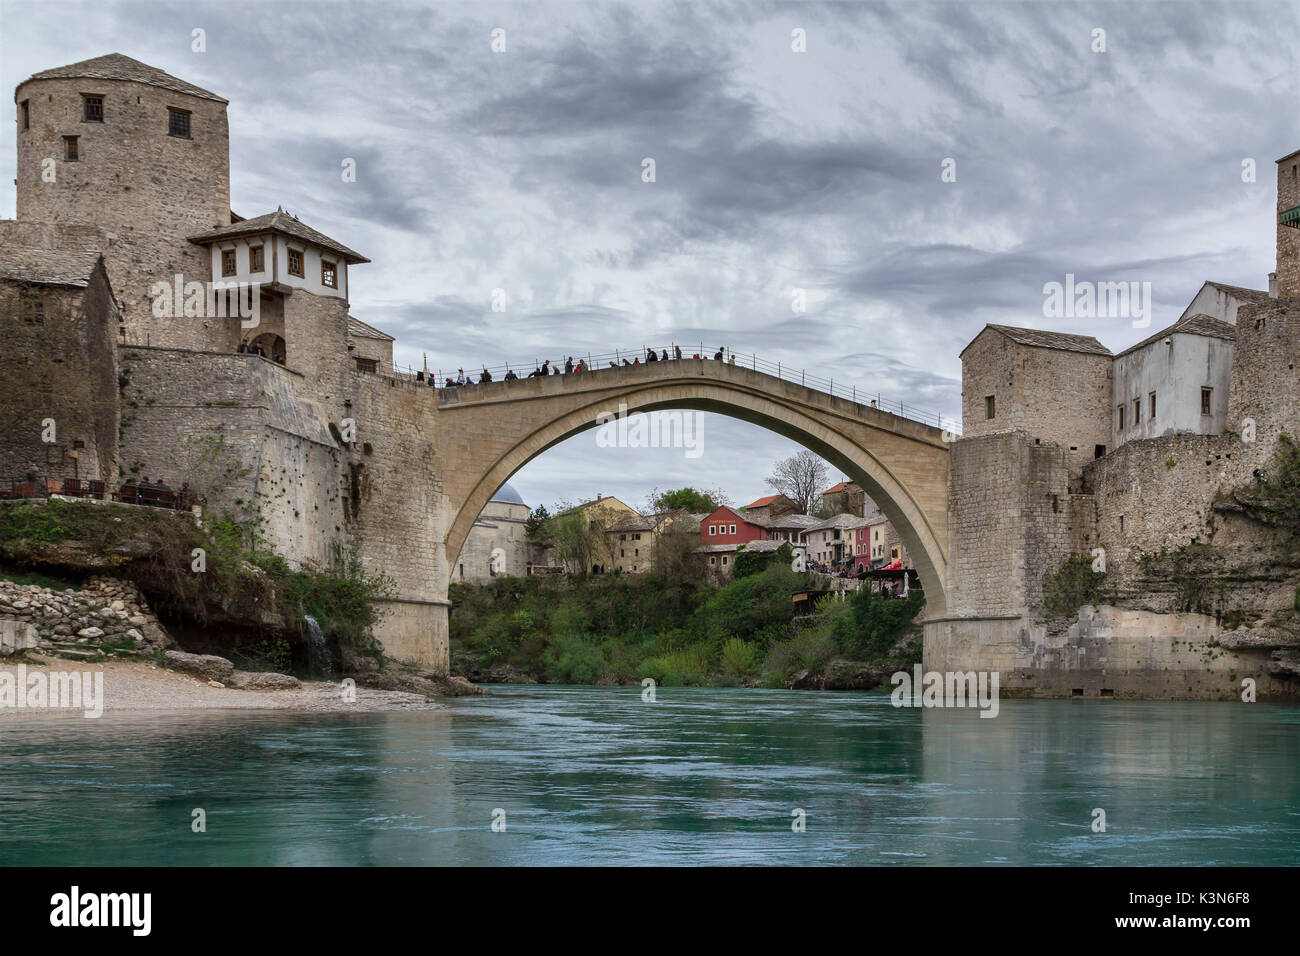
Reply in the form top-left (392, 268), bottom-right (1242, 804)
top-left (0, 574), bottom-right (174, 660)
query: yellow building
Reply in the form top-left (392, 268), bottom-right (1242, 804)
top-left (606, 509), bottom-right (700, 574)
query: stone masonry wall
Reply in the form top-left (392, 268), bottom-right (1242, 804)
top-left (1277, 153), bottom-right (1300, 297)
top-left (945, 431), bottom-right (1073, 619)
top-left (0, 262), bottom-right (119, 484)
top-left (0, 575), bottom-right (173, 660)
top-left (1078, 432), bottom-right (1233, 576)
top-left (1225, 298), bottom-right (1300, 477)
top-left (348, 373), bottom-right (447, 669)
top-left (961, 330), bottom-right (1112, 478)
top-left (116, 345), bottom-right (345, 569)
top-left (14, 75), bottom-right (231, 345)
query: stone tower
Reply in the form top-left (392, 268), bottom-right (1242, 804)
top-left (1278, 148), bottom-right (1300, 298)
top-left (13, 53), bottom-right (232, 343)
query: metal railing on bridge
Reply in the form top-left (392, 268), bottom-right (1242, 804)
top-left (377, 345), bottom-right (961, 435)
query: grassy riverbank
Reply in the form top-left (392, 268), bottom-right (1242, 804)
top-left (450, 562), bottom-right (924, 688)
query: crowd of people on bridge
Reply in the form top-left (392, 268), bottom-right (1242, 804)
top-left (433, 347), bottom-right (736, 387)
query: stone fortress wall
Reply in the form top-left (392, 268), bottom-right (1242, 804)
top-left (930, 165), bottom-right (1300, 699)
top-left (0, 255), bottom-right (120, 484)
top-left (960, 327), bottom-right (1113, 477)
top-left (2, 56), bottom-right (450, 670)
top-left (13, 69), bottom-right (231, 346)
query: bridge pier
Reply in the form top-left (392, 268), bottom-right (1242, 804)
top-left (371, 594), bottom-right (450, 673)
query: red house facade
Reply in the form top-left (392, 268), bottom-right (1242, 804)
top-left (699, 506), bottom-right (765, 547)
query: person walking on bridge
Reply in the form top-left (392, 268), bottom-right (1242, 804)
top-left (564, 356), bottom-right (574, 374)
top-left (674, 345), bottom-right (682, 360)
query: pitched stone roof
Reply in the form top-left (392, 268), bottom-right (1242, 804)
top-left (607, 513), bottom-right (656, 533)
top-left (749, 512), bottom-right (820, 529)
top-left (976, 324), bottom-right (1112, 357)
top-left (553, 496), bottom-right (633, 518)
top-left (188, 209), bottom-right (369, 263)
top-left (696, 543), bottom-right (742, 554)
top-left (1205, 281), bottom-right (1271, 303)
top-left (739, 539), bottom-right (787, 553)
top-left (807, 513), bottom-right (870, 533)
top-left (606, 509), bottom-right (692, 534)
top-left (0, 247), bottom-right (102, 288)
top-left (23, 53), bottom-right (227, 104)
top-left (347, 316), bottom-right (394, 341)
top-left (1115, 313), bottom-right (1237, 359)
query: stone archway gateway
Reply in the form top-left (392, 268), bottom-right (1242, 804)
top-left (432, 361), bottom-right (951, 646)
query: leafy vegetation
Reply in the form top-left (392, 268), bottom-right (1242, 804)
top-left (450, 561), bottom-right (924, 688)
top-left (0, 498), bottom-right (393, 666)
top-left (1039, 554), bottom-right (1112, 621)
top-left (732, 541), bottom-right (793, 580)
top-left (649, 486), bottom-right (727, 514)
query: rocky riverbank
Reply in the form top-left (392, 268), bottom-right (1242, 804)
top-left (0, 658), bottom-right (449, 716)
top-left (1, 573), bottom-right (487, 708)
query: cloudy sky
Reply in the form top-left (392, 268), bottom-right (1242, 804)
top-left (2, 0), bottom-right (1296, 512)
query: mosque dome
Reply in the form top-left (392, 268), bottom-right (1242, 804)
top-left (490, 483), bottom-right (526, 506)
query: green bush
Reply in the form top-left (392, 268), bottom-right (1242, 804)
top-left (639, 647), bottom-right (707, 686)
top-left (449, 555), bottom-right (922, 686)
top-left (832, 589), bottom-right (925, 659)
top-left (719, 636), bottom-right (760, 678)
top-left (550, 603), bottom-right (590, 636)
top-left (542, 633), bottom-right (607, 684)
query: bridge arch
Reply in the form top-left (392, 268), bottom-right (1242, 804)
top-left (438, 367), bottom-right (950, 615)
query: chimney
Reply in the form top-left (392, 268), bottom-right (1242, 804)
top-left (1269, 272), bottom-right (1279, 298)
top-left (596, 494), bottom-right (602, 501)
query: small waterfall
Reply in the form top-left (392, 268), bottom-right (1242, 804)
top-left (304, 614), bottom-right (334, 678)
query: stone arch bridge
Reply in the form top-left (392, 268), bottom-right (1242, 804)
top-left (433, 360), bottom-right (951, 624)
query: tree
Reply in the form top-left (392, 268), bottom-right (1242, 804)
top-left (647, 486), bottom-right (728, 514)
top-left (524, 504), bottom-right (551, 542)
top-left (765, 451), bottom-right (829, 515)
top-left (544, 505), bottom-right (615, 574)
top-left (651, 522), bottom-right (705, 585)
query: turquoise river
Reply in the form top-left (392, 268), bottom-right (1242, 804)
top-left (1, 685), bottom-right (1298, 865)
